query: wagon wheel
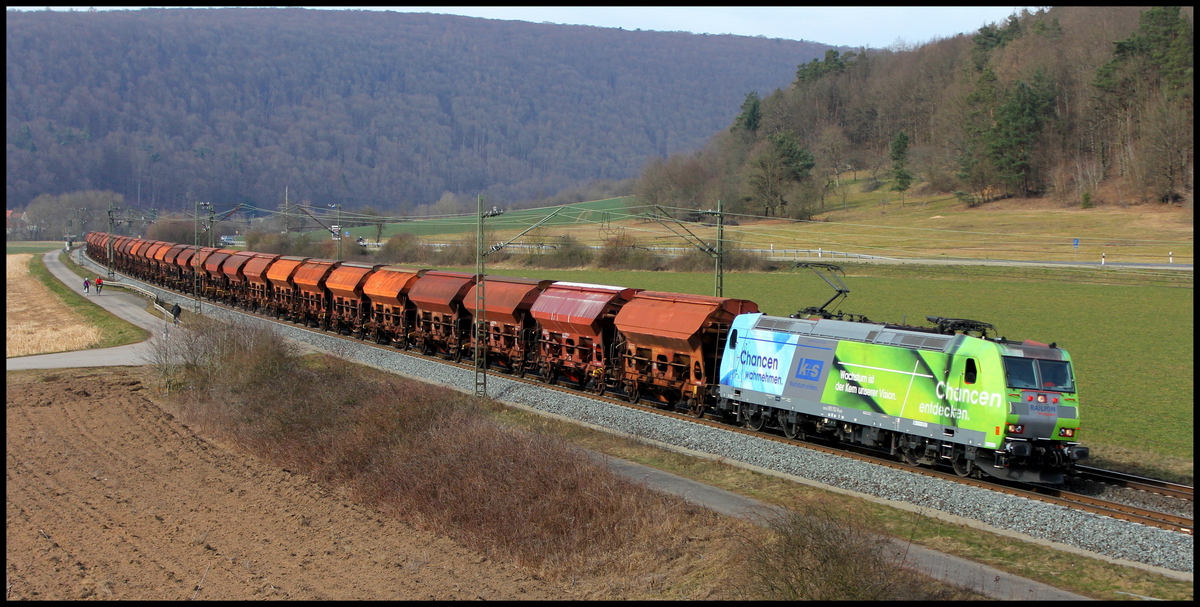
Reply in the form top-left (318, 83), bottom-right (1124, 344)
top-left (742, 407), bottom-right (765, 432)
top-left (421, 339), bottom-right (434, 356)
top-left (686, 397), bottom-right (705, 419)
top-left (516, 356), bottom-right (528, 378)
top-left (590, 374), bottom-right (607, 396)
top-left (452, 345), bottom-right (464, 363)
top-left (375, 331), bottom-right (388, 345)
top-left (625, 383), bottom-right (641, 404)
top-left (545, 364), bottom-right (559, 386)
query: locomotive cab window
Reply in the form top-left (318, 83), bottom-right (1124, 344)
top-left (1002, 357), bottom-right (1038, 390)
top-left (964, 358), bottom-right (978, 384)
top-left (728, 329), bottom-right (738, 349)
top-left (1038, 359), bottom-right (1075, 393)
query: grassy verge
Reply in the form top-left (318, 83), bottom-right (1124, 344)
top-left (488, 405), bottom-right (1193, 601)
top-left (6, 241), bottom-right (65, 255)
top-left (26, 252), bottom-right (149, 349)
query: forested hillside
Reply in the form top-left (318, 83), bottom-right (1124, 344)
top-left (5, 7), bottom-right (835, 214)
top-left (637, 7), bottom-right (1193, 218)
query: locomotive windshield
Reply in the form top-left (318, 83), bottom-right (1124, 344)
top-left (1002, 356), bottom-right (1075, 392)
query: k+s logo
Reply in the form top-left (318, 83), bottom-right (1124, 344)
top-left (794, 358), bottom-right (823, 381)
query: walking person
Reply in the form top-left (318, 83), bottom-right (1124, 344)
top-left (171, 302), bottom-right (182, 325)
top-left (83, 277), bottom-right (91, 296)
top-left (95, 276), bottom-right (103, 294)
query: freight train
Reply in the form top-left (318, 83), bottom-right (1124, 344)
top-left (84, 232), bottom-right (1088, 483)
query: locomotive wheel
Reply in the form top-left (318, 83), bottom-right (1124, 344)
top-left (897, 439), bottom-right (921, 467)
top-left (952, 453), bottom-right (975, 477)
top-left (743, 407), bottom-right (765, 431)
top-left (782, 420), bottom-right (803, 440)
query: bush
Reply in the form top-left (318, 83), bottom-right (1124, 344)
top-left (522, 235), bottom-right (594, 268)
top-left (153, 315), bottom-right (716, 578)
top-left (742, 502), bottom-right (969, 600)
top-left (1081, 191), bottom-right (1094, 209)
top-left (596, 233), bottom-right (665, 271)
top-left (860, 178), bottom-right (881, 193)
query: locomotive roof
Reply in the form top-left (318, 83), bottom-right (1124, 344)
top-left (753, 314), bottom-right (957, 353)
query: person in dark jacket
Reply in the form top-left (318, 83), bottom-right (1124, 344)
top-left (171, 302), bottom-right (182, 325)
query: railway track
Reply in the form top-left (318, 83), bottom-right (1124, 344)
top-left (1075, 465), bottom-right (1194, 502)
top-left (91, 257), bottom-right (1197, 537)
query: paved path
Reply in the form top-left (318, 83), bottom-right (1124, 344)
top-left (11, 248), bottom-right (1092, 600)
top-left (6, 250), bottom-right (173, 371)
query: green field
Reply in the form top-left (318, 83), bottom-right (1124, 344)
top-left (359, 196), bottom-right (636, 239)
top-left (438, 262), bottom-right (1193, 476)
top-left (6, 240), bottom-right (66, 255)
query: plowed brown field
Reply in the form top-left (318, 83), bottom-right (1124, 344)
top-left (6, 367), bottom-right (573, 600)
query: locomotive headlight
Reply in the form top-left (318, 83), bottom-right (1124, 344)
top-left (1058, 427), bottom-right (1076, 438)
top-left (1007, 423), bottom-right (1024, 434)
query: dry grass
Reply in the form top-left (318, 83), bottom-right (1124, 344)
top-left (6, 254), bottom-right (102, 357)
top-left (150, 317), bottom-right (752, 598)
top-left (147, 316), bottom-right (986, 599)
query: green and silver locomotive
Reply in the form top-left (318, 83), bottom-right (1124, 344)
top-left (716, 312), bottom-right (1088, 483)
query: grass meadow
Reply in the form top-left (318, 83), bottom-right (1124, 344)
top-left (439, 262), bottom-right (1193, 477)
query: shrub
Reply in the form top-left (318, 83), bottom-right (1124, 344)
top-left (523, 235), bottom-right (593, 268)
top-left (742, 502), bottom-right (968, 600)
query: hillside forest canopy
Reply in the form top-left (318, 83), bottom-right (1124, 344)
top-left (6, 7), bottom-right (838, 220)
top-left (636, 6), bottom-right (1193, 220)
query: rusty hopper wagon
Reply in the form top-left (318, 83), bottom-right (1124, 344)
top-left (292, 258), bottom-right (342, 329)
top-left (530, 281), bottom-right (641, 390)
top-left (362, 266), bottom-right (427, 347)
top-left (219, 251), bottom-right (257, 306)
top-left (200, 248), bottom-right (238, 301)
top-left (325, 262), bottom-right (385, 337)
top-left (264, 255), bottom-right (310, 319)
top-left (172, 246), bottom-right (199, 293)
top-left (614, 291), bottom-right (759, 415)
top-left (462, 276), bottom-right (554, 375)
top-left (149, 241), bottom-right (174, 285)
top-left (241, 253), bottom-right (281, 313)
top-left (137, 240), bottom-right (166, 281)
top-left (161, 244), bottom-right (190, 290)
top-left (407, 270), bottom-right (478, 361)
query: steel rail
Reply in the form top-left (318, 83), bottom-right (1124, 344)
top-left (1074, 465), bottom-right (1193, 502)
top-left (87, 251), bottom-right (1195, 536)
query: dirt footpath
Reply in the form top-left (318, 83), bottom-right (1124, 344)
top-left (6, 367), bottom-right (572, 600)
